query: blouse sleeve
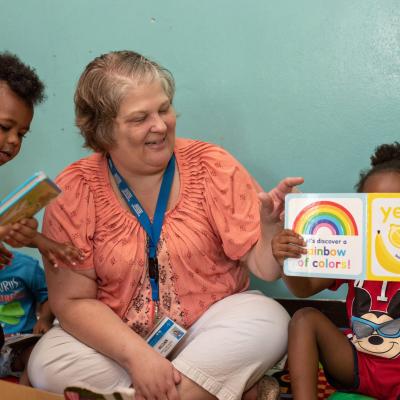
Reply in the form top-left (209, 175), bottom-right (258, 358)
top-left (42, 166), bottom-right (96, 270)
top-left (203, 146), bottom-right (261, 260)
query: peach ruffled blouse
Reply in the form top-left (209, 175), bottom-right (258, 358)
top-left (43, 138), bottom-right (261, 337)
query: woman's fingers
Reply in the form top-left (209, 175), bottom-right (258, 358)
top-left (260, 177), bottom-right (304, 225)
top-left (172, 367), bottom-right (181, 385)
top-left (273, 177), bottom-right (304, 200)
top-left (166, 383), bottom-right (180, 400)
top-left (258, 192), bottom-right (279, 224)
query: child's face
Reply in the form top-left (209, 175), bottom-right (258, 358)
top-left (0, 82), bottom-right (33, 166)
top-left (362, 171), bottom-right (400, 193)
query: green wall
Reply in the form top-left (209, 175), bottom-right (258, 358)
top-left (1, 0), bottom-right (400, 300)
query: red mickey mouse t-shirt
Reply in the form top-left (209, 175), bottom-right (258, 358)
top-left (330, 280), bottom-right (400, 399)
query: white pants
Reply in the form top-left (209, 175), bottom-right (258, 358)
top-left (28, 291), bottom-right (289, 400)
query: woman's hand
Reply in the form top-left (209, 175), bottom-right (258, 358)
top-left (242, 177), bottom-right (304, 281)
top-left (130, 348), bottom-right (181, 400)
top-left (3, 218), bottom-right (38, 247)
top-left (272, 229), bottom-right (307, 266)
top-left (32, 233), bottom-right (83, 268)
top-left (259, 177), bottom-right (304, 226)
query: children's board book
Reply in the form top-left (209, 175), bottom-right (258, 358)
top-left (284, 193), bottom-right (400, 281)
top-left (4, 333), bottom-right (42, 350)
top-left (0, 334), bottom-right (42, 377)
top-left (0, 171), bottom-right (60, 225)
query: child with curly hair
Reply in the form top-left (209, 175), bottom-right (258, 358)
top-left (0, 51), bottom-right (82, 267)
top-left (0, 52), bottom-right (82, 382)
top-left (272, 142), bottom-right (400, 400)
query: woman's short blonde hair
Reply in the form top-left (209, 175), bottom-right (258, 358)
top-left (74, 50), bottom-right (175, 153)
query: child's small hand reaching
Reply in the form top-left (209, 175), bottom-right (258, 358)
top-left (272, 229), bottom-right (307, 266)
top-left (42, 241), bottom-right (83, 268)
top-left (3, 218), bottom-right (38, 248)
top-left (33, 300), bottom-right (54, 334)
top-left (32, 233), bottom-right (83, 268)
top-left (32, 316), bottom-right (53, 334)
top-left (0, 225), bottom-right (12, 240)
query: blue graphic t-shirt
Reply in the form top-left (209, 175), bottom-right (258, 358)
top-left (0, 251), bottom-right (48, 334)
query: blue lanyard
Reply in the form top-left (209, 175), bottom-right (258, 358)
top-left (107, 154), bottom-right (175, 302)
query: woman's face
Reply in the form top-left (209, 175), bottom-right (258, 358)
top-left (0, 82), bottom-right (33, 166)
top-left (109, 79), bottom-right (176, 174)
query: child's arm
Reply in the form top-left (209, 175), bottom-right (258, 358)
top-left (33, 300), bottom-right (54, 334)
top-left (30, 233), bottom-right (83, 268)
top-left (0, 219), bottom-right (39, 268)
top-left (272, 229), bottom-right (334, 297)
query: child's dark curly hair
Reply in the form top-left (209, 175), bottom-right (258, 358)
top-left (356, 142), bottom-right (400, 192)
top-left (0, 52), bottom-right (45, 107)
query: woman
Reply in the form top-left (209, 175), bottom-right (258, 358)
top-left (28, 50), bottom-right (303, 400)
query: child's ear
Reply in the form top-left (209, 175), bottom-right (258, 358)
top-left (387, 290), bottom-right (400, 320)
top-left (352, 287), bottom-right (372, 317)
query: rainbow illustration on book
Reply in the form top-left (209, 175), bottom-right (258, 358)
top-left (285, 193), bottom-right (400, 281)
top-left (292, 200), bottom-right (359, 236)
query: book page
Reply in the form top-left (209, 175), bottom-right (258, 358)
top-left (285, 193), bottom-right (400, 281)
top-left (367, 194), bottom-right (400, 280)
top-left (284, 194), bottom-right (365, 280)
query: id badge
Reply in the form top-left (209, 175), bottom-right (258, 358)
top-left (146, 316), bottom-right (186, 357)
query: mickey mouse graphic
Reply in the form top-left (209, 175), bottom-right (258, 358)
top-left (351, 287), bottom-right (400, 359)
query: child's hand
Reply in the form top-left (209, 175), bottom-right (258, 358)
top-left (42, 242), bottom-right (83, 268)
top-left (0, 242), bottom-right (13, 268)
top-left (33, 317), bottom-right (53, 334)
top-left (3, 218), bottom-right (38, 247)
top-left (35, 234), bottom-right (83, 268)
top-left (0, 225), bottom-right (12, 241)
top-left (272, 229), bottom-right (307, 266)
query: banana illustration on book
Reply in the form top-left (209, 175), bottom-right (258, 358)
top-left (389, 224), bottom-right (400, 249)
top-left (375, 230), bottom-right (400, 274)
